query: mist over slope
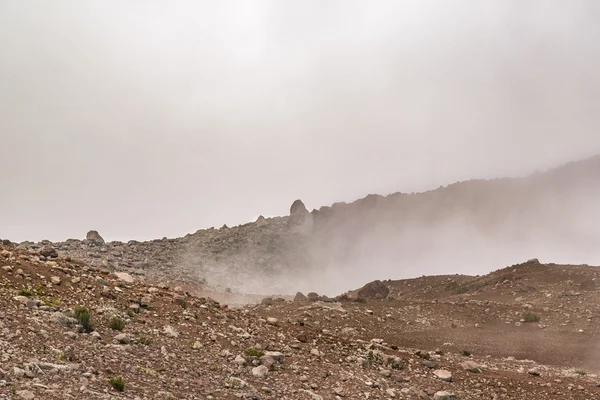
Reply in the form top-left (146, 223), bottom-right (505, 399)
top-left (17, 155), bottom-right (600, 296)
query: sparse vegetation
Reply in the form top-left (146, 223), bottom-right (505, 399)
top-left (74, 306), bottom-right (93, 332)
top-left (34, 283), bottom-right (46, 295)
top-left (390, 345), bottom-right (399, 351)
top-left (126, 308), bottom-right (136, 318)
top-left (451, 322), bottom-right (457, 329)
top-left (445, 282), bottom-right (469, 294)
top-left (461, 350), bottom-right (472, 357)
top-left (575, 369), bottom-right (587, 376)
top-left (139, 335), bottom-right (152, 346)
top-left (522, 312), bottom-right (541, 323)
top-left (245, 347), bottom-right (265, 358)
top-left (109, 376), bottom-right (125, 392)
top-left (109, 316), bottom-right (126, 331)
top-left (18, 289), bottom-right (32, 297)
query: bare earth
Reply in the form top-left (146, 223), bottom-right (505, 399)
top-left (2, 245), bottom-right (600, 399)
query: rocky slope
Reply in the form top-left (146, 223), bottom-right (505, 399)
top-left (3, 244), bottom-right (600, 400)
top-left (4, 155), bottom-right (600, 295)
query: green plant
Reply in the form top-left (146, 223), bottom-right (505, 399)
top-left (355, 298), bottom-right (367, 303)
top-left (18, 289), bottom-right (32, 297)
top-left (575, 369), bottom-right (587, 376)
top-left (34, 284), bottom-right (46, 296)
top-left (74, 306), bottom-right (94, 332)
top-left (109, 316), bottom-right (126, 331)
top-left (455, 286), bottom-right (469, 294)
top-left (451, 322), bottom-right (457, 329)
top-left (245, 347), bottom-right (265, 358)
top-left (139, 335), bottom-right (152, 346)
top-left (109, 376), bottom-right (125, 392)
top-left (126, 309), bottom-right (136, 318)
top-left (390, 345), bottom-right (399, 351)
top-left (461, 350), bottom-right (472, 357)
top-left (522, 312), bottom-right (540, 323)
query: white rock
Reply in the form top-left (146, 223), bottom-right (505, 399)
top-left (115, 272), bottom-right (134, 283)
top-left (433, 369), bottom-right (453, 381)
top-left (163, 325), bottom-right (179, 338)
top-left (252, 365), bottom-right (269, 377)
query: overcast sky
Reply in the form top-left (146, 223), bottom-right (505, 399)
top-left (1, 1), bottom-right (599, 243)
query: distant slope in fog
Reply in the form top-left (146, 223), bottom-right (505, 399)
top-left (29, 155), bottom-right (600, 295)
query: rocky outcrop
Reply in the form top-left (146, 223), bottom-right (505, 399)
top-left (86, 230), bottom-right (105, 245)
top-left (290, 200), bottom-right (308, 216)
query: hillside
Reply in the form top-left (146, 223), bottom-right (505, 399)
top-left (4, 155), bottom-right (600, 296)
top-left (3, 244), bottom-right (600, 399)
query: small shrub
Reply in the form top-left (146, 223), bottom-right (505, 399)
top-left (575, 369), bottom-right (586, 376)
top-left (34, 284), bottom-right (46, 296)
top-left (455, 286), bottom-right (469, 294)
top-left (73, 306), bottom-right (93, 332)
top-left (390, 345), bottom-right (399, 351)
top-left (139, 335), bottom-right (152, 346)
top-left (109, 316), bottom-right (126, 331)
top-left (18, 289), bottom-right (32, 297)
top-left (451, 322), bottom-right (457, 329)
top-left (126, 309), bottom-right (136, 318)
top-left (109, 376), bottom-right (125, 392)
top-left (245, 347), bottom-right (264, 358)
top-left (461, 350), bottom-right (472, 357)
top-left (355, 298), bottom-right (367, 303)
top-left (522, 312), bottom-right (540, 323)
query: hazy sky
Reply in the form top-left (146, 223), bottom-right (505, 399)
top-left (1, 1), bottom-right (599, 243)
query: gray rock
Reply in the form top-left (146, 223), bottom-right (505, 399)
top-left (356, 280), bottom-right (389, 299)
top-left (39, 245), bottom-right (58, 258)
top-left (294, 292), bottom-right (308, 302)
top-left (114, 333), bottom-right (130, 344)
top-left (290, 199), bottom-right (308, 215)
top-left (86, 230), bottom-right (105, 245)
top-left (16, 390), bottom-right (35, 400)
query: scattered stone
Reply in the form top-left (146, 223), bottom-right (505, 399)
top-left (266, 317), bottom-right (279, 325)
top-left (163, 325), bottom-right (179, 338)
top-left (433, 370), bottom-right (453, 382)
top-left (460, 360), bottom-right (482, 373)
top-left (16, 390), bottom-right (35, 400)
top-left (115, 272), bottom-right (134, 283)
top-left (86, 230), bottom-right (105, 245)
top-left (252, 365), bottom-right (269, 377)
top-left (50, 276), bottom-right (61, 285)
top-left (434, 392), bottom-right (460, 400)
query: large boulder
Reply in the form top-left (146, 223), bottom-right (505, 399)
top-left (356, 280), bottom-right (389, 299)
top-left (290, 200), bottom-right (308, 216)
top-left (294, 292), bottom-right (308, 302)
top-left (38, 245), bottom-right (58, 258)
top-left (86, 230), bottom-right (105, 245)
